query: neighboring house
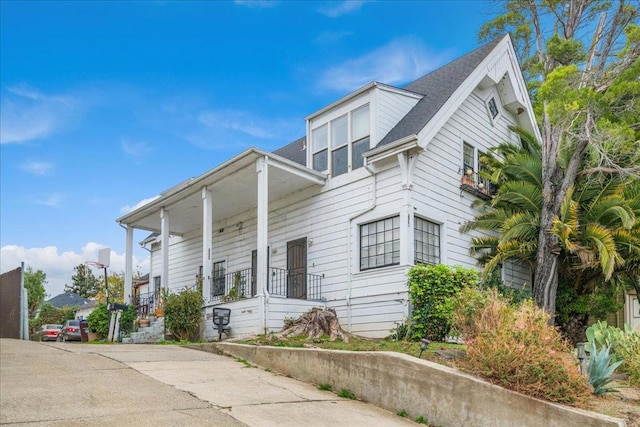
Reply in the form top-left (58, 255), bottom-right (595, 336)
top-left (118, 35), bottom-right (540, 340)
top-left (46, 292), bottom-right (97, 320)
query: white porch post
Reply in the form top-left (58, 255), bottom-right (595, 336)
top-left (256, 156), bottom-right (269, 333)
top-left (160, 207), bottom-right (170, 291)
top-left (124, 225), bottom-right (134, 304)
top-left (202, 187), bottom-right (213, 303)
top-left (398, 152), bottom-right (415, 266)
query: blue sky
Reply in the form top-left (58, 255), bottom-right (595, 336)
top-left (1, 0), bottom-right (495, 296)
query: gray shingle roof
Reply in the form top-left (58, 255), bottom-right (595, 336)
top-left (272, 136), bottom-right (306, 165)
top-left (47, 292), bottom-right (92, 308)
top-left (272, 36), bottom-right (505, 162)
top-left (376, 37), bottom-right (504, 147)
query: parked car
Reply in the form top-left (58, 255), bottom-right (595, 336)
top-left (32, 324), bottom-right (62, 341)
top-left (58, 320), bottom-right (82, 342)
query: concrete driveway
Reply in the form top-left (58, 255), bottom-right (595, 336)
top-left (0, 339), bottom-right (416, 426)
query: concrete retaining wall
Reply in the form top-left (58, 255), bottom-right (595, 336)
top-left (209, 343), bottom-right (624, 427)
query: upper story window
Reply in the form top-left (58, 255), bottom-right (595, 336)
top-left (312, 125), bottom-right (328, 172)
top-left (487, 97), bottom-right (499, 119)
top-left (312, 104), bottom-right (370, 175)
top-left (461, 141), bottom-right (493, 200)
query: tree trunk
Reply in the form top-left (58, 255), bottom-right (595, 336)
top-left (274, 307), bottom-right (351, 342)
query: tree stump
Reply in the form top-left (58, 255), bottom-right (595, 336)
top-left (275, 307), bottom-right (350, 342)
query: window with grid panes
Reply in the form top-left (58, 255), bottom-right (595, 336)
top-left (360, 216), bottom-right (400, 270)
top-left (463, 142), bottom-right (475, 173)
top-left (414, 217), bottom-right (440, 265)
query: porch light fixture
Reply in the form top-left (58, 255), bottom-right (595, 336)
top-left (418, 338), bottom-right (431, 358)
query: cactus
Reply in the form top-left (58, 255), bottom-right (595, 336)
top-left (587, 341), bottom-right (624, 395)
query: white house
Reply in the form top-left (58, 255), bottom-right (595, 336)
top-left (117, 35), bottom-right (540, 340)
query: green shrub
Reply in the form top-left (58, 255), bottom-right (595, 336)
top-left (30, 303), bottom-right (76, 335)
top-left (453, 289), bottom-right (590, 405)
top-left (615, 329), bottom-right (640, 385)
top-left (87, 303), bottom-right (136, 337)
top-left (586, 320), bottom-right (623, 351)
top-left (337, 389), bottom-right (356, 399)
top-left (407, 264), bottom-right (478, 341)
top-left (164, 288), bottom-right (203, 341)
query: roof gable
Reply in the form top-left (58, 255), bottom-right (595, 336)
top-left (377, 36), bottom-right (505, 147)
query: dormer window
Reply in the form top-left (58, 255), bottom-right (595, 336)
top-left (312, 124), bottom-right (328, 171)
top-left (311, 103), bottom-right (370, 176)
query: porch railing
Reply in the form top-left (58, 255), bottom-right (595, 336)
top-left (209, 267), bottom-right (323, 302)
top-left (134, 289), bottom-right (159, 317)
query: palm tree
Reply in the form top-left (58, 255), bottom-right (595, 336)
top-left (462, 126), bottom-right (640, 341)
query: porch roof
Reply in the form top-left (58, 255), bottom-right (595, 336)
top-left (117, 148), bottom-right (326, 235)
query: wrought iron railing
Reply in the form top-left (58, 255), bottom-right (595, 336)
top-left (134, 289), bottom-right (159, 317)
top-left (209, 267), bottom-right (323, 302)
top-left (460, 171), bottom-right (494, 200)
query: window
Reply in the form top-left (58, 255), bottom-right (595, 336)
top-left (312, 103), bottom-right (370, 176)
top-left (312, 124), bottom-right (328, 172)
top-left (360, 216), bottom-right (400, 270)
top-left (487, 97), bottom-right (499, 119)
top-left (463, 142), bottom-right (475, 174)
top-left (212, 261), bottom-right (226, 298)
top-left (414, 217), bottom-right (440, 265)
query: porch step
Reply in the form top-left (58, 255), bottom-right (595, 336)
top-left (122, 318), bottom-right (166, 344)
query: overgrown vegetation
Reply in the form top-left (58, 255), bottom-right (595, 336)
top-left (587, 321), bottom-right (640, 386)
top-left (164, 288), bottom-right (203, 341)
top-left (29, 303), bottom-right (75, 335)
top-left (407, 264), bottom-right (478, 341)
top-left (452, 288), bottom-right (590, 404)
top-left (86, 303), bottom-right (136, 337)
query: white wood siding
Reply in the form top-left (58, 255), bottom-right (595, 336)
top-left (502, 260), bottom-right (532, 291)
top-left (375, 88), bottom-right (420, 144)
top-left (151, 81), bottom-right (531, 339)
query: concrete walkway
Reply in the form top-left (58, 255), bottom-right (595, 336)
top-left (0, 339), bottom-right (416, 426)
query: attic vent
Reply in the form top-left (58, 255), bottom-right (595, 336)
top-left (487, 97), bottom-right (499, 119)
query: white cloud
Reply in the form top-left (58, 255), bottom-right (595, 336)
top-left (198, 110), bottom-right (275, 139)
top-left (0, 84), bottom-right (80, 144)
top-left (20, 161), bottom-right (54, 176)
top-left (317, 37), bottom-right (449, 92)
top-left (317, 0), bottom-right (366, 17)
top-left (0, 243), bottom-right (150, 298)
top-left (234, 0), bottom-right (279, 8)
top-left (122, 139), bottom-right (152, 157)
top-left (120, 195), bottom-right (160, 214)
top-left (28, 192), bottom-right (64, 208)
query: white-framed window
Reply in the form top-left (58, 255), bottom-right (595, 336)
top-left (414, 217), bottom-right (440, 265)
top-left (312, 103), bottom-right (370, 176)
top-left (463, 141), bottom-right (475, 174)
top-left (485, 95), bottom-right (501, 125)
top-left (360, 216), bottom-right (400, 270)
top-left (312, 124), bottom-right (328, 172)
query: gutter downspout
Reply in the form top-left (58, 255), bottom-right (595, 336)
top-left (346, 164), bottom-right (377, 332)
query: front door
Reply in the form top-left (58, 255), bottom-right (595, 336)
top-left (287, 238), bottom-right (307, 299)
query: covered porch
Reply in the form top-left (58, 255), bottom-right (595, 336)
top-left (117, 148), bottom-right (326, 334)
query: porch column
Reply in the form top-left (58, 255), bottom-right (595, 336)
top-left (202, 186), bottom-right (213, 303)
top-left (160, 207), bottom-right (169, 291)
top-left (398, 152), bottom-right (415, 266)
top-left (124, 225), bottom-right (134, 305)
top-left (256, 156), bottom-right (269, 333)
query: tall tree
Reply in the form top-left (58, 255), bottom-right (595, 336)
top-left (480, 0), bottom-right (640, 315)
top-left (23, 267), bottom-right (47, 318)
top-left (65, 264), bottom-right (100, 298)
top-left (94, 273), bottom-right (125, 304)
top-left (463, 127), bottom-right (640, 341)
